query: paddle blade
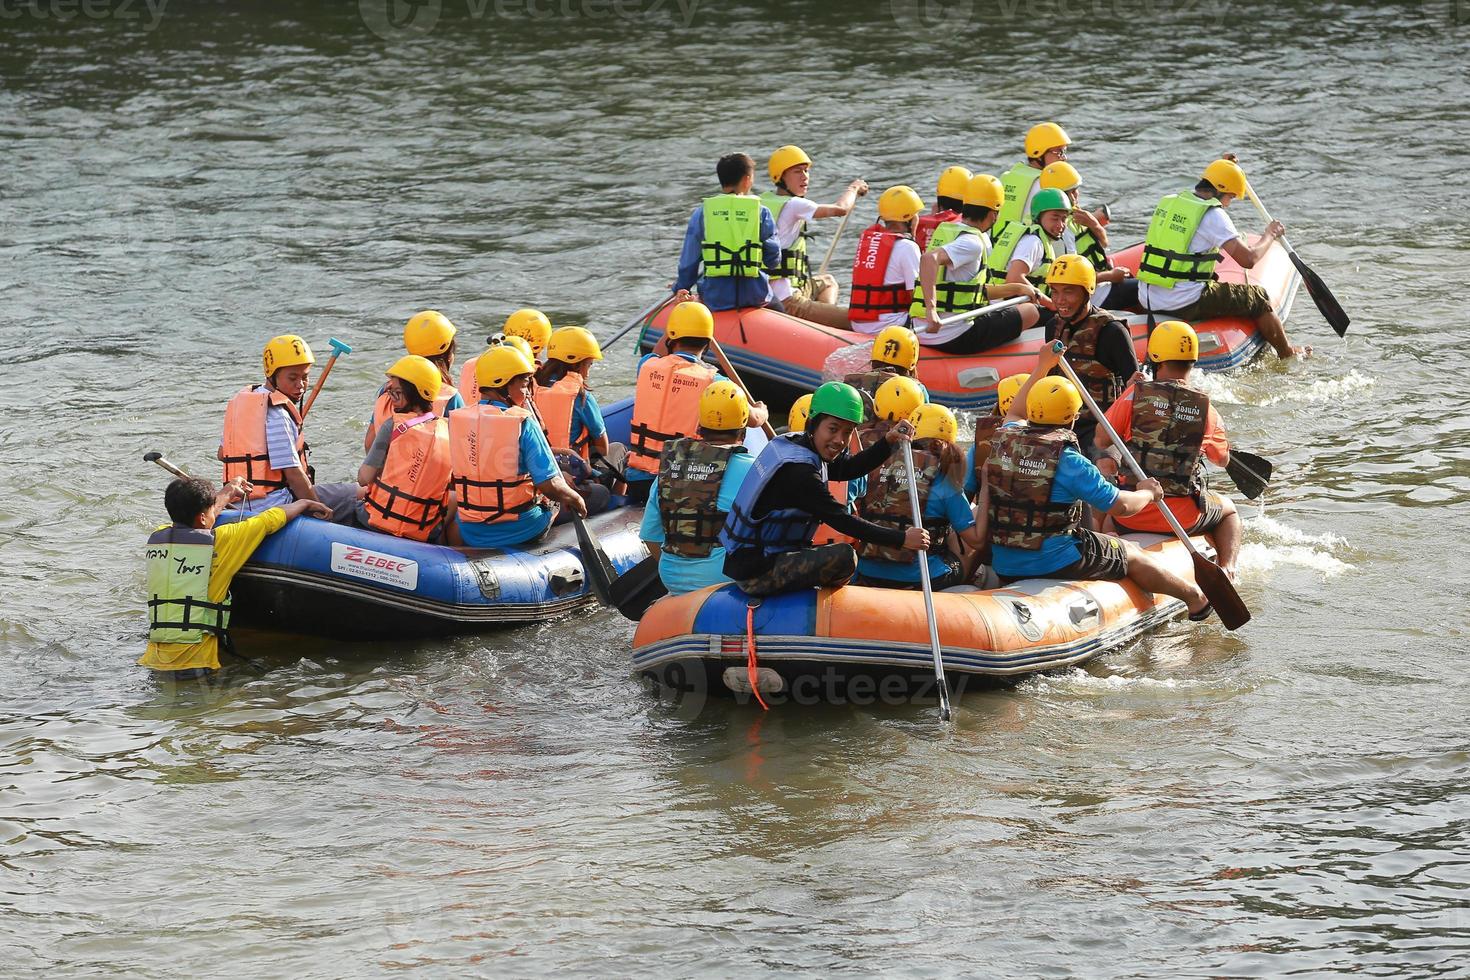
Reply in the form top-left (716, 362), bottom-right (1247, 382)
top-left (571, 515), bottom-right (617, 607)
top-left (1225, 448), bottom-right (1272, 500)
top-left (607, 553), bottom-right (668, 622)
top-left (1191, 551), bottom-right (1250, 630)
top-left (1287, 251), bottom-right (1350, 337)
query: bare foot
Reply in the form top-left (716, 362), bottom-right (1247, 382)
top-left (1278, 344), bottom-right (1312, 359)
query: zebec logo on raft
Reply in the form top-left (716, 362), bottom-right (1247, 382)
top-left (330, 542), bottom-right (420, 591)
top-left (359, 0), bottom-right (700, 41)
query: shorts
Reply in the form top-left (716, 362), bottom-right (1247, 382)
top-left (1115, 489), bottom-right (1226, 536)
top-left (735, 543), bottom-right (857, 597)
top-left (1165, 281), bottom-right (1272, 323)
top-left (1097, 277), bottom-right (1139, 311)
top-left (1045, 529), bottom-right (1130, 582)
top-left (854, 551), bottom-right (965, 591)
top-left (782, 290), bottom-right (852, 330)
top-left (930, 304), bottom-right (1026, 355)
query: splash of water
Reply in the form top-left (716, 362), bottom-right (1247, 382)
top-left (1257, 370), bottom-right (1377, 406)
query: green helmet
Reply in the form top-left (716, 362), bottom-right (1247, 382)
top-left (1029, 187), bottom-right (1071, 219)
top-left (808, 381), bottom-right (864, 425)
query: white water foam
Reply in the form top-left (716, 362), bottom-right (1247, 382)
top-left (1025, 668), bottom-right (1204, 693)
top-left (1237, 514), bottom-right (1355, 578)
top-left (1257, 369), bottom-right (1376, 406)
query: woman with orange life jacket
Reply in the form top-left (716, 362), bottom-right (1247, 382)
top-left (350, 355), bottom-right (455, 542)
top-left (853, 404), bottom-right (985, 591)
top-left (915, 173), bottom-right (1050, 354)
top-left (981, 345), bottom-right (1214, 620)
top-left (625, 300), bottom-right (769, 504)
top-left (447, 345), bottom-right (587, 548)
top-left (913, 165), bottom-right (971, 251)
top-left (364, 310), bottom-right (465, 452)
top-left (459, 309), bottom-right (552, 399)
top-left (219, 334), bottom-right (362, 520)
top-left (847, 186), bottom-right (925, 336)
top-left (1097, 320), bottom-right (1242, 578)
top-left (534, 326), bottom-right (613, 518)
top-left (639, 381), bottom-right (758, 595)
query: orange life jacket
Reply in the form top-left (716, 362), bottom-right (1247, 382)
top-left (536, 370), bottom-right (588, 459)
top-left (370, 380), bottom-right (459, 441)
top-left (362, 413), bottom-right (453, 541)
top-left (448, 404), bottom-right (538, 524)
top-left (458, 358), bottom-right (478, 406)
top-left (627, 354), bottom-right (718, 474)
top-left (220, 385), bottom-right (308, 500)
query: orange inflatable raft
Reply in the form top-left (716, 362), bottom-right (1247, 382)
top-left (632, 533), bottom-right (1214, 706)
top-left (637, 239), bottom-right (1300, 412)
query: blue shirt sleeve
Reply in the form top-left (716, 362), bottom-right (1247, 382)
top-left (639, 480), bottom-right (665, 542)
top-left (963, 443), bottom-right (979, 497)
top-left (576, 390), bottom-right (606, 440)
top-left (929, 476), bottom-right (975, 531)
top-left (759, 205), bottom-right (780, 271)
top-left (717, 452), bottom-right (755, 510)
top-left (443, 391), bottom-right (464, 414)
top-left (675, 207), bottom-right (704, 292)
top-left (1054, 447), bottom-right (1120, 511)
top-left (519, 415), bottom-right (561, 485)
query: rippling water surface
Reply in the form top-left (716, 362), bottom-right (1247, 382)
top-left (3, 2), bottom-right (1468, 974)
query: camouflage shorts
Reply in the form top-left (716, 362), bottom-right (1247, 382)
top-left (736, 543), bottom-right (857, 597)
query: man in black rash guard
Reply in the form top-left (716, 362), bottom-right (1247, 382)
top-left (719, 381), bottom-right (930, 596)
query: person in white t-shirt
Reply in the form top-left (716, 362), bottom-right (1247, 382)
top-left (1136, 156), bottom-right (1305, 358)
top-left (761, 145), bottom-right (868, 329)
top-left (847, 185), bottom-right (925, 335)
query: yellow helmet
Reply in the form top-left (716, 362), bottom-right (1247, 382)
top-left (475, 345), bottom-right (535, 390)
top-left (873, 375), bottom-right (926, 422)
top-left (1202, 158), bottom-right (1247, 197)
top-left (386, 354), bottom-right (443, 402)
top-left (1025, 122), bottom-right (1071, 160)
top-left (403, 310), bottom-right (457, 357)
top-left (996, 373), bottom-right (1030, 416)
top-left (1046, 253), bottom-right (1097, 294)
top-left (878, 185), bottom-right (925, 223)
top-left (1148, 320), bottom-right (1200, 363)
top-left (768, 144), bottom-right (811, 184)
top-left (872, 325), bottom-right (920, 371)
top-left (1027, 377), bottom-right (1082, 426)
top-left (546, 326), bottom-right (603, 364)
top-left (503, 308), bottom-right (553, 355)
top-left (936, 165), bottom-right (972, 201)
top-left (666, 301), bottom-right (715, 341)
top-left (964, 173), bottom-right (1005, 210)
top-left (698, 380), bottom-right (750, 430)
top-left (1039, 161), bottom-right (1081, 192)
top-left (262, 335), bottom-right (314, 378)
top-left (501, 335), bottom-right (535, 364)
top-left (788, 393), bottom-right (814, 432)
top-left (909, 403), bottom-right (958, 443)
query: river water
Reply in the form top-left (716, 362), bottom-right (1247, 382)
top-left (3, 1), bottom-right (1468, 975)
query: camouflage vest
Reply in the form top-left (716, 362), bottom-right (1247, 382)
top-left (970, 409), bottom-right (1004, 486)
top-left (1122, 380), bottom-right (1208, 499)
top-left (657, 438), bottom-right (746, 558)
top-left (986, 425), bottom-right (1083, 551)
top-left (856, 417), bottom-right (896, 451)
top-left (844, 368), bottom-right (898, 423)
top-left (1055, 310), bottom-right (1126, 412)
top-left (853, 441), bottom-right (951, 563)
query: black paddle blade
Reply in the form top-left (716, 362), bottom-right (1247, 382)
top-left (571, 515), bottom-right (617, 607)
top-left (1191, 551), bottom-right (1250, 630)
top-left (1287, 252), bottom-right (1349, 337)
top-left (607, 553), bottom-right (668, 622)
top-left (1225, 448), bottom-right (1273, 500)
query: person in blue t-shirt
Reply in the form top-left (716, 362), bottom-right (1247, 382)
top-left (978, 345), bottom-right (1214, 620)
top-left (672, 153), bottom-right (783, 313)
top-left (853, 404), bottom-right (987, 590)
top-left (639, 381), bottom-right (758, 595)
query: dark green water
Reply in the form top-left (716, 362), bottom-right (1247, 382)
top-left (3, 2), bottom-right (1468, 974)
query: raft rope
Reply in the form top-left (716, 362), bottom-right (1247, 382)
top-left (745, 600), bottom-right (769, 711)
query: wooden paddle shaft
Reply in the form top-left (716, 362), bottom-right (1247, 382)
top-left (708, 338), bottom-right (777, 438)
top-left (900, 440), bottom-right (953, 721)
top-left (817, 207), bottom-right (853, 279)
top-left (299, 354), bottom-right (340, 423)
top-left (602, 291), bottom-right (674, 350)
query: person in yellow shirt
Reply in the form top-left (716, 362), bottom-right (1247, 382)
top-left (141, 476), bottom-right (330, 677)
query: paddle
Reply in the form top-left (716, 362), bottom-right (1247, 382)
top-left (1053, 344), bottom-right (1250, 630)
top-left (1245, 183), bottom-right (1349, 337)
top-left (1225, 448), bottom-right (1273, 501)
top-left (607, 553), bottom-right (667, 621)
top-left (300, 337), bottom-right (352, 423)
top-left (816, 204), bottom-right (855, 280)
top-left (601, 291), bottom-right (676, 352)
top-left (144, 451), bottom-right (190, 479)
top-left (900, 440), bottom-right (953, 722)
top-left (708, 339), bottom-right (776, 438)
top-left (935, 295), bottom-right (1026, 327)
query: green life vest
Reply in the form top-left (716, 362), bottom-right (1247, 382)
top-left (145, 527), bottom-right (229, 645)
top-left (909, 221), bottom-right (987, 317)
top-left (987, 221), bottom-right (1056, 292)
top-left (700, 193), bottom-right (764, 280)
top-left (992, 162), bottom-right (1040, 241)
top-left (1137, 191), bottom-right (1222, 289)
top-left (1069, 217), bottom-right (1110, 271)
top-left (759, 192), bottom-right (810, 291)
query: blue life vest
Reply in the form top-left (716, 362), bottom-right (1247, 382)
top-left (718, 434), bottom-right (825, 559)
